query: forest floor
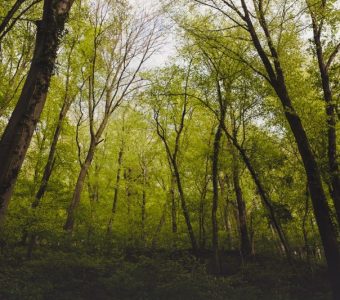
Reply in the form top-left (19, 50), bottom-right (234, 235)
top-left (0, 247), bottom-right (331, 300)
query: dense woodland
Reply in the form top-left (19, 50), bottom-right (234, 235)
top-left (0, 0), bottom-right (339, 299)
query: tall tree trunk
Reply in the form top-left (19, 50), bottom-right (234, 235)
top-left (220, 175), bottom-right (233, 250)
top-left (0, 0), bottom-right (74, 225)
top-left (32, 101), bottom-right (69, 207)
top-left (240, 3), bottom-right (340, 293)
top-left (211, 123), bottom-right (222, 272)
top-left (302, 182), bottom-right (312, 268)
top-left (32, 35), bottom-right (76, 207)
top-left (141, 188), bottom-right (146, 241)
top-left (141, 165), bottom-right (147, 242)
top-left (124, 168), bottom-right (132, 216)
top-left (107, 146), bottom-right (124, 234)
top-left (276, 83), bottom-right (340, 296)
top-left (64, 139), bottom-right (96, 231)
top-left (249, 204), bottom-right (255, 255)
top-left (173, 162), bottom-right (198, 252)
top-left (231, 149), bottom-right (252, 258)
top-left (170, 175), bottom-right (177, 234)
top-left (198, 184), bottom-right (207, 249)
top-left (86, 178), bottom-right (97, 249)
top-left (151, 202), bottom-right (167, 249)
top-left (312, 21), bottom-right (340, 225)
top-left (223, 126), bottom-right (291, 259)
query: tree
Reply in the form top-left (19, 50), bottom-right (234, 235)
top-left (32, 19), bottom-right (81, 208)
top-left (150, 64), bottom-right (198, 252)
top-left (189, 0), bottom-right (340, 297)
top-left (0, 0), bottom-right (42, 44)
top-left (306, 0), bottom-right (340, 225)
top-left (64, 1), bottom-right (160, 231)
top-left (0, 0), bottom-right (74, 225)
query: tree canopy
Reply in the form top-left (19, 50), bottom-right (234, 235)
top-left (0, 0), bottom-right (339, 299)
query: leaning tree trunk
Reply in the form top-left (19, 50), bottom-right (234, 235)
top-left (172, 162), bottom-right (198, 252)
top-left (312, 26), bottom-right (340, 225)
top-left (275, 82), bottom-right (340, 297)
top-left (32, 100), bottom-right (70, 207)
top-left (0, 0), bottom-right (74, 225)
top-left (33, 36), bottom-right (76, 207)
top-left (223, 126), bottom-right (291, 259)
top-left (241, 5), bottom-right (340, 294)
top-left (231, 149), bottom-right (252, 258)
top-left (298, 129), bottom-right (340, 293)
top-left (64, 139), bottom-right (96, 231)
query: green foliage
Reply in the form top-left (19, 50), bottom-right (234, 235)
top-left (0, 250), bottom-right (331, 300)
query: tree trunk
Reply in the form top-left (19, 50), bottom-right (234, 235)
top-left (173, 162), bottom-right (198, 252)
top-left (170, 175), bottom-right (177, 234)
top-left (302, 182), bottom-right (312, 268)
top-left (124, 168), bottom-right (132, 216)
top-left (249, 206), bottom-right (255, 255)
top-left (32, 101), bottom-right (69, 207)
top-left (223, 126), bottom-right (291, 259)
top-left (220, 175), bottom-right (233, 250)
top-left (275, 82), bottom-right (340, 296)
top-left (198, 184), bottom-right (207, 249)
top-left (151, 202), bottom-right (167, 249)
top-left (232, 149), bottom-right (252, 258)
top-left (241, 5), bottom-right (340, 293)
top-left (33, 34), bottom-right (76, 207)
top-left (211, 123), bottom-right (222, 272)
top-left (64, 139), bottom-right (96, 231)
top-left (312, 24), bottom-right (340, 225)
top-left (0, 0), bottom-right (74, 225)
top-left (107, 146), bottom-right (124, 234)
top-left (141, 166), bottom-right (147, 242)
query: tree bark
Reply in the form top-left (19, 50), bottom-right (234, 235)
top-left (151, 202), bottom-right (167, 249)
top-left (198, 182), bottom-right (207, 249)
top-left (107, 146), bottom-right (124, 234)
top-left (32, 36), bottom-right (76, 207)
top-left (64, 139), bottom-right (96, 231)
top-left (273, 74), bottom-right (340, 298)
top-left (239, 1), bottom-right (340, 294)
top-left (173, 162), bottom-right (198, 252)
top-left (222, 125), bottom-right (291, 259)
top-left (211, 123), bottom-right (222, 272)
top-left (170, 175), bottom-right (177, 234)
top-left (124, 168), bottom-right (132, 216)
top-left (302, 182), bottom-right (312, 268)
top-left (219, 174), bottom-right (233, 250)
top-left (141, 164), bottom-right (147, 242)
top-left (0, 0), bottom-right (74, 225)
top-left (32, 101), bottom-right (68, 207)
top-left (231, 149), bottom-right (252, 258)
top-left (311, 16), bottom-right (340, 225)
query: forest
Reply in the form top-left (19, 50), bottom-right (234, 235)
top-left (0, 0), bottom-right (339, 299)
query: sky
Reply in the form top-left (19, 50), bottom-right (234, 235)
top-left (129, 0), bottom-right (176, 68)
